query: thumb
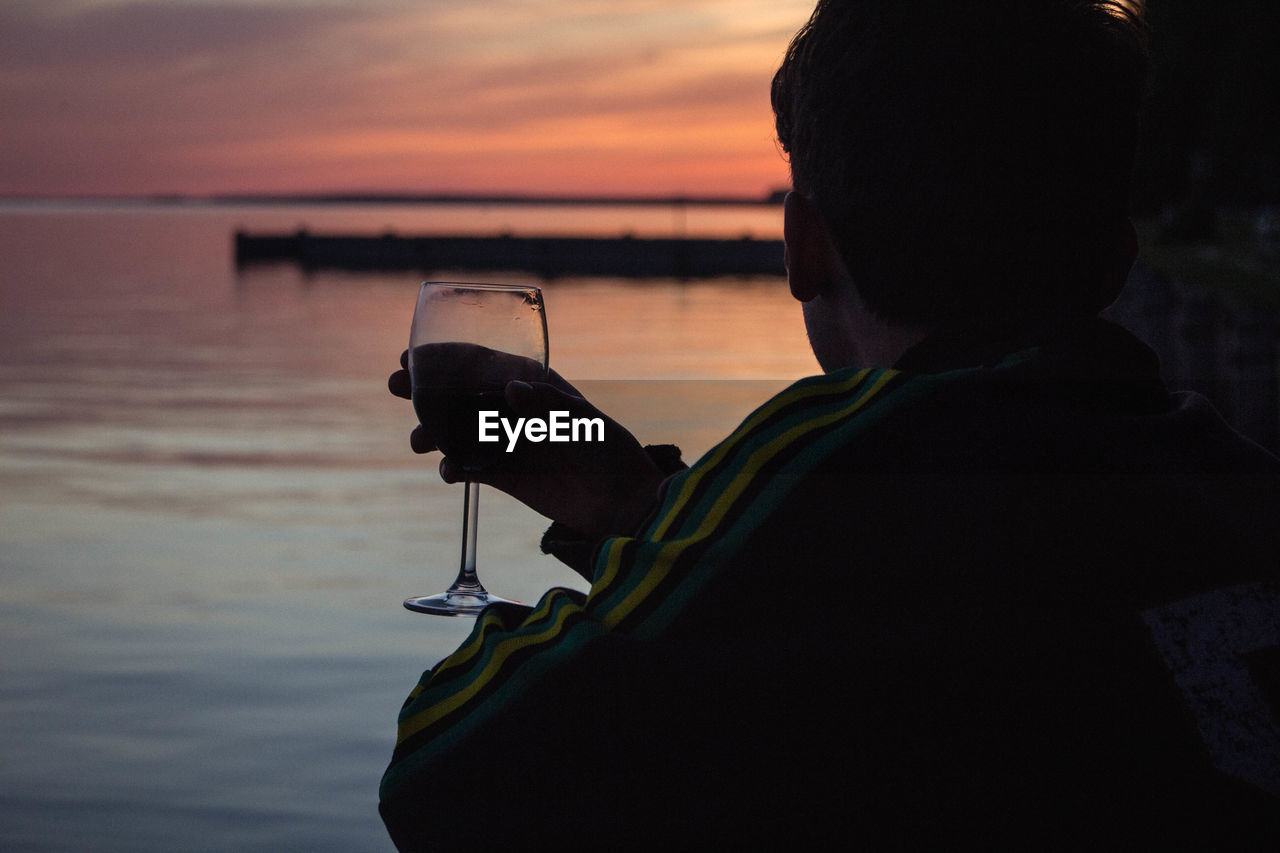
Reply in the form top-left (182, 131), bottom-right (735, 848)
top-left (439, 455), bottom-right (507, 489)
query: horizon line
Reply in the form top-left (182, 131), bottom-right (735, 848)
top-left (0, 189), bottom-right (790, 207)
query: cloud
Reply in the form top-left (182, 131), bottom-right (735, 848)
top-left (0, 1), bottom-right (368, 70)
top-left (0, 0), bottom-right (811, 195)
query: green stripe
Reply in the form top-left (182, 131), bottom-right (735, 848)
top-left (382, 610), bottom-right (608, 796)
top-left (388, 588), bottom-right (587, 760)
top-left (590, 368), bottom-right (905, 632)
top-left (663, 370), bottom-right (887, 543)
top-left (587, 369), bottom-right (880, 615)
top-left (646, 369), bottom-right (874, 542)
top-left (636, 371), bottom-right (924, 637)
top-left (382, 365), bottom-right (940, 798)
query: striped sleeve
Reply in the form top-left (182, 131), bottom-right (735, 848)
top-left (584, 367), bottom-right (907, 634)
top-left (380, 365), bottom-right (912, 800)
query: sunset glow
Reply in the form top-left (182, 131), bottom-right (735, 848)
top-left (0, 0), bottom-right (815, 198)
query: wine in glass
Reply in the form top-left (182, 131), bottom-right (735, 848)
top-left (403, 281), bottom-right (548, 616)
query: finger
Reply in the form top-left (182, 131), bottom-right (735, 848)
top-left (400, 348), bottom-right (409, 369)
top-left (410, 425), bottom-right (436, 454)
top-left (505, 379), bottom-right (583, 416)
top-left (543, 367), bottom-right (581, 397)
top-left (505, 379), bottom-right (539, 412)
top-left (440, 456), bottom-right (513, 492)
top-left (388, 369), bottom-right (411, 399)
top-left (439, 456), bottom-right (487, 485)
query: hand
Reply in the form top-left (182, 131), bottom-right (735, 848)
top-left (388, 348), bottom-right (435, 454)
top-left (388, 349), bottom-right (668, 540)
top-left (388, 344), bottom-right (546, 455)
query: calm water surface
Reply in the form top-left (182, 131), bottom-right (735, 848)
top-left (0, 202), bottom-right (814, 851)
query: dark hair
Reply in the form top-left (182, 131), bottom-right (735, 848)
top-left (772, 0), bottom-right (1149, 325)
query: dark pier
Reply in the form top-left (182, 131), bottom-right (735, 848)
top-left (234, 230), bottom-right (786, 278)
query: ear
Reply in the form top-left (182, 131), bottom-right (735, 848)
top-left (783, 192), bottom-right (843, 302)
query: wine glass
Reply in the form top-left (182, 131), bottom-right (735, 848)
top-left (403, 281), bottom-right (548, 616)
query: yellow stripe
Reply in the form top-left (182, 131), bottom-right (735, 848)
top-left (651, 369), bottom-right (871, 540)
top-left (431, 590), bottom-right (560, 680)
top-left (694, 370), bottom-right (895, 540)
top-left (428, 610), bottom-right (506, 679)
top-left (601, 370), bottom-right (898, 629)
top-left (395, 370), bottom-right (902, 755)
top-left (585, 537), bottom-right (630, 608)
top-left (395, 593), bottom-right (584, 745)
top-left (601, 544), bottom-right (682, 630)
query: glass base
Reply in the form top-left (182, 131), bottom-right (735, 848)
top-left (403, 588), bottom-right (520, 616)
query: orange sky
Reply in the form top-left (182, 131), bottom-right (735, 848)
top-left (0, 0), bottom-right (815, 198)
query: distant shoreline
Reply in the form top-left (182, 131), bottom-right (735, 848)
top-left (0, 190), bottom-right (788, 207)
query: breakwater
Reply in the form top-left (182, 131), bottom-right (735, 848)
top-left (233, 230), bottom-right (786, 278)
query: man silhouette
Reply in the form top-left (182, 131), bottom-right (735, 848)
top-left (381, 1), bottom-right (1280, 848)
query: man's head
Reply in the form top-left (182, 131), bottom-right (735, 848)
top-left (772, 0), bottom-right (1149, 329)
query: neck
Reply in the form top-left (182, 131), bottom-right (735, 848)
top-left (808, 282), bottom-right (928, 371)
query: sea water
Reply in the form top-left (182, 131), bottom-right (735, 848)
top-left (0, 200), bottom-right (813, 851)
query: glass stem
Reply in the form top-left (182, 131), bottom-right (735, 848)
top-left (451, 480), bottom-right (484, 593)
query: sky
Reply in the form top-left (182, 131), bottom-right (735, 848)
top-left (0, 0), bottom-right (816, 199)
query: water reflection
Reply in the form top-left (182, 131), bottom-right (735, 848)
top-left (0, 203), bottom-right (813, 852)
